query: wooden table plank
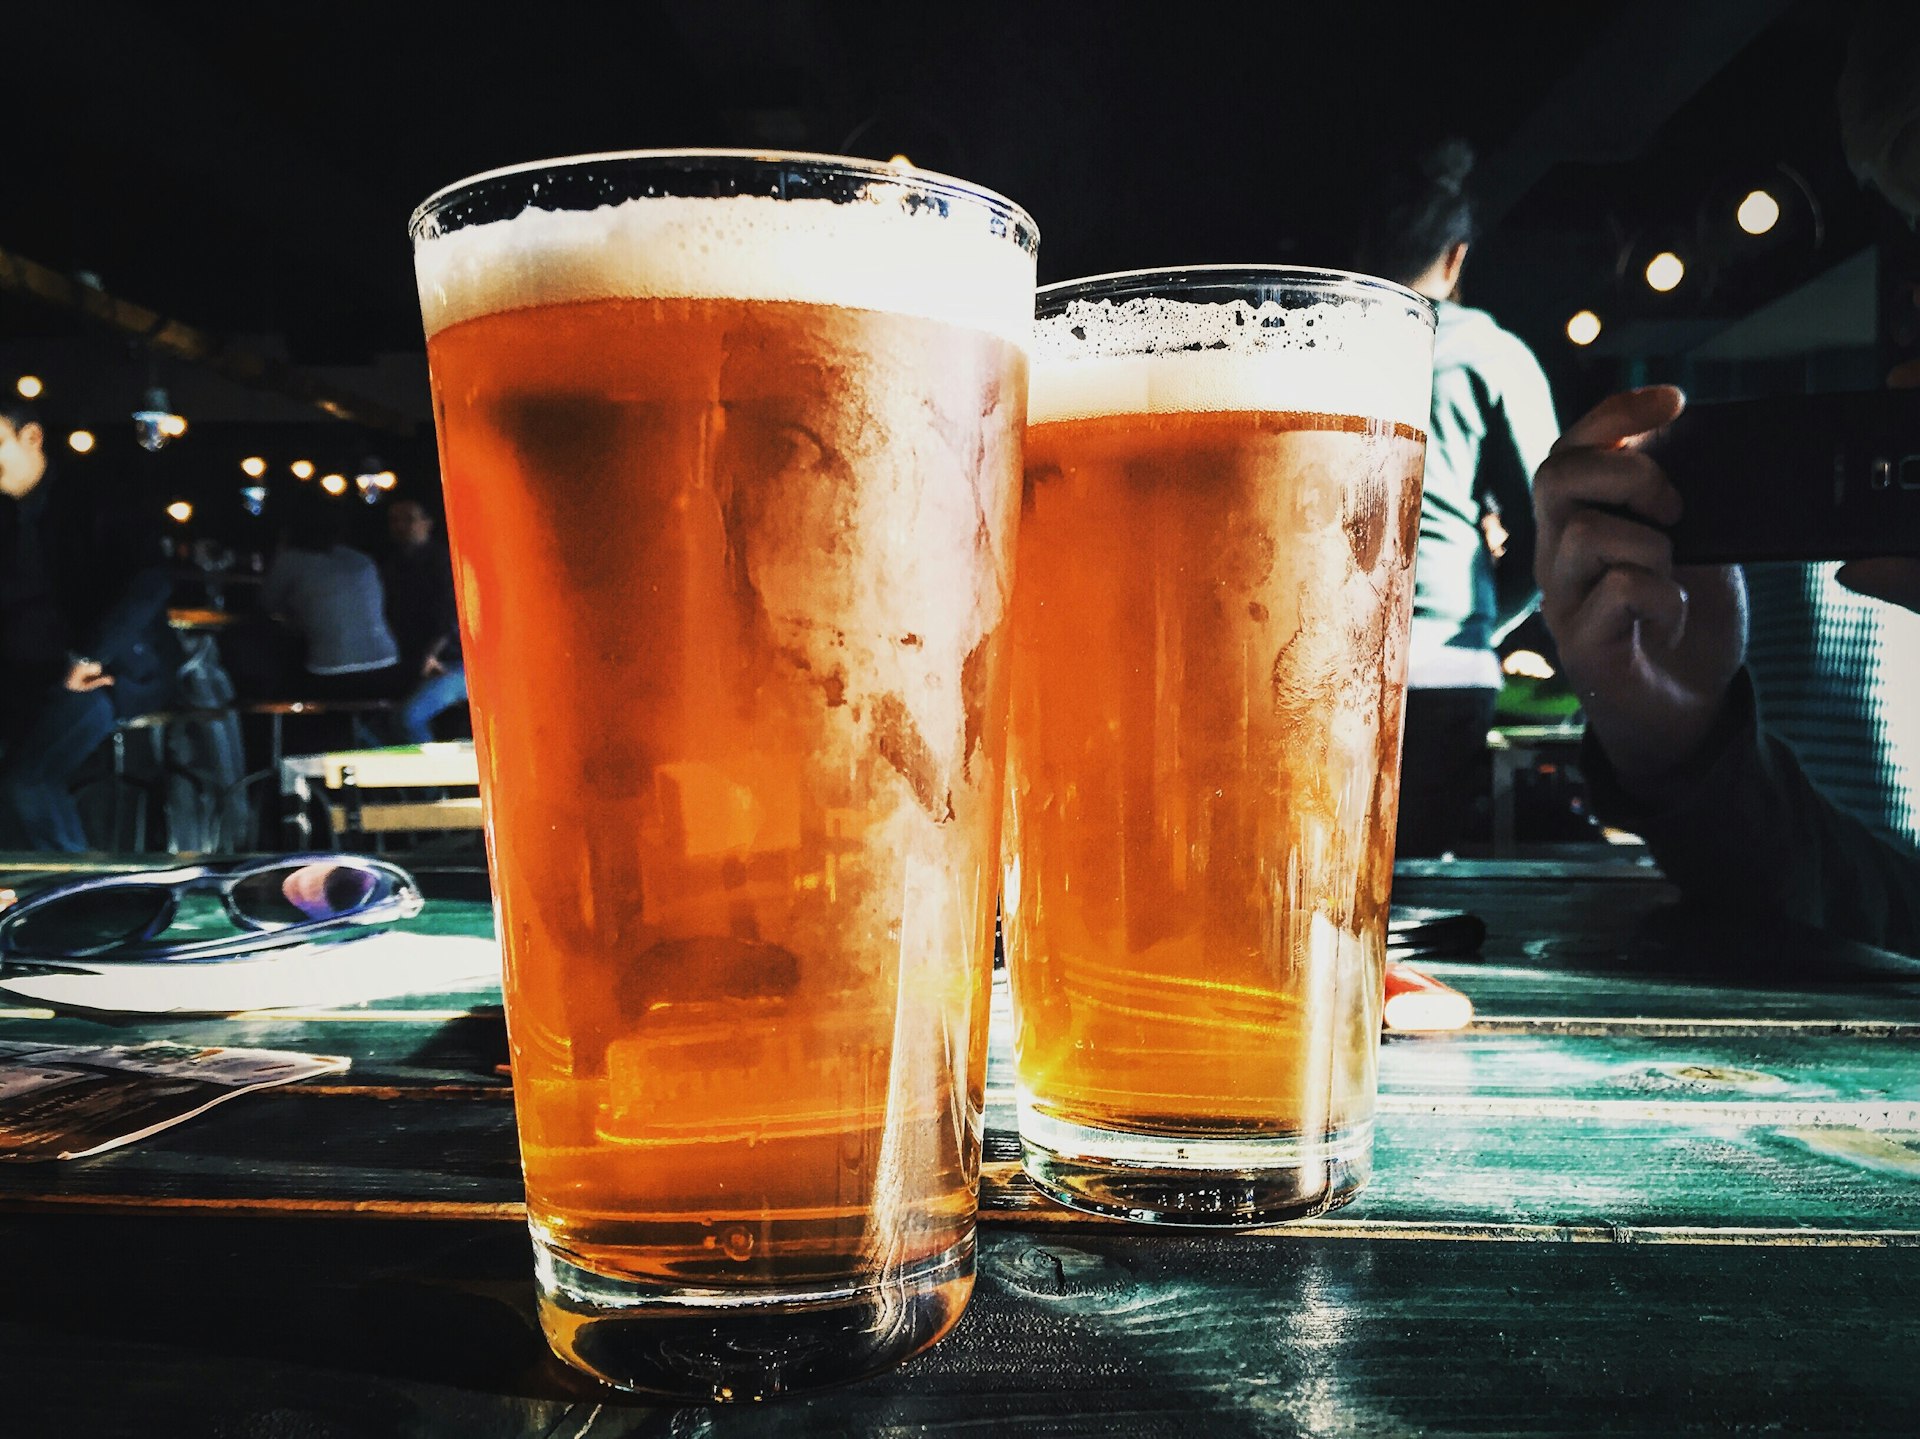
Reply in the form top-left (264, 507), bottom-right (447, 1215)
top-left (7, 1088), bottom-right (1918, 1237)
top-left (0, 1215), bottom-right (1913, 1436)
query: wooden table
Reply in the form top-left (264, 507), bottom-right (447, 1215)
top-left (2, 853), bottom-right (1917, 1435)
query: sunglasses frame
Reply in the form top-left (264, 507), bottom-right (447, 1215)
top-left (0, 854), bottom-right (425, 963)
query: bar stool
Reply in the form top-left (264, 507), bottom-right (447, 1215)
top-left (239, 699), bottom-right (398, 776)
top-left (108, 707), bottom-right (240, 851)
top-left (232, 700), bottom-right (398, 848)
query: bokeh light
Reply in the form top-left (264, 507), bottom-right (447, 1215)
top-left (1736, 189), bottom-right (1781, 235)
top-left (1645, 251), bottom-right (1685, 293)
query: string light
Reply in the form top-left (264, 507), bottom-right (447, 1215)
top-left (240, 455), bottom-right (268, 478)
top-left (1736, 188), bottom-right (1781, 235)
top-left (354, 464), bottom-right (399, 499)
top-left (291, 459), bottom-right (315, 479)
top-left (133, 386), bottom-right (187, 450)
top-left (15, 376), bottom-right (42, 399)
top-left (166, 500), bottom-right (194, 524)
top-left (320, 473), bottom-right (348, 496)
top-left (67, 430), bottom-right (95, 454)
top-left (1644, 251), bottom-right (1686, 293)
top-left (1565, 310), bottom-right (1603, 346)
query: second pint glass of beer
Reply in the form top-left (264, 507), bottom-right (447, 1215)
top-left (1003, 267), bottom-right (1435, 1225)
top-left (410, 153), bottom-right (1036, 1397)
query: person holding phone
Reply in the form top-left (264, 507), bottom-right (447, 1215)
top-left (1535, 384), bottom-right (1920, 954)
top-left (1532, 3), bottom-right (1920, 955)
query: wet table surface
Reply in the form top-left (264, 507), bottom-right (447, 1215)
top-left (1, 852), bottom-right (1917, 1436)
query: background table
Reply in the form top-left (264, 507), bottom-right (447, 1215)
top-left (2, 854), bottom-right (1917, 1435)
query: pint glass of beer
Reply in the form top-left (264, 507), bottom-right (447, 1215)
top-left (409, 152), bottom-right (1036, 1398)
top-left (1003, 267), bottom-right (1434, 1225)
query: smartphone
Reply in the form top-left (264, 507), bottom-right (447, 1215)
top-left (1644, 389), bottom-right (1920, 563)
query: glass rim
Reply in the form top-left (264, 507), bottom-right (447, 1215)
top-left (1036, 264), bottom-right (1433, 324)
top-left (409, 147), bottom-right (1040, 247)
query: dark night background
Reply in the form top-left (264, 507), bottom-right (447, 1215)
top-left (0, 0), bottom-right (1909, 554)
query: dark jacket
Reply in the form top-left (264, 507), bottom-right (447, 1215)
top-left (1584, 668), bottom-right (1920, 956)
top-left (381, 540), bottom-right (461, 674)
top-left (0, 471), bottom-right (182, 730)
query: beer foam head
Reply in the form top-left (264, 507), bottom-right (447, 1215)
top-left (1029, 274), bottom-right (1435, 431)
top-left (414, 186), bottom-right (1037, 348)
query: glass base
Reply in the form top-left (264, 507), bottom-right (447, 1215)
top-left (1019, 1104), bottom-right (1372, 1228)
top-left (533, 1230), bottom-right (975, 1401)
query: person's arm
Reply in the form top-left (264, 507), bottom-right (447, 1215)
top-left (77, 566), bottom-right (174, 671)
top-left (1584, 669), bottom-right (1920, 953)
top-left (429, 550), bottom-right (462, 670)
top-left (1535, 385), bottom-right (1920, 954)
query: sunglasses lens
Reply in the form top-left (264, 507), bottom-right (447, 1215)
top-left (7, 887), bottom-right (174, 956)
top-left (231, 862), bottom-right (388, 926)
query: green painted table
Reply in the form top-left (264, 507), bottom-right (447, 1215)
top-left (2, 853), bottom-right (1917, 1436)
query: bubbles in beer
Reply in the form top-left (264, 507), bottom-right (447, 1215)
top-left (1030, 290), bottom-right (1432, 434)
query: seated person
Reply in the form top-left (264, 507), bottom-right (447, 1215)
top-left (1531, 385), bottom-right (1920, 954)
top-left (381, 499), bottom-right (469, 744)
top-left (259, 486), bottom-right (404, 704)
top-left (0, 398), bottom-right (183, 851)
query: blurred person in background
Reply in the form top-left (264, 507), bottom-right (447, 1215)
top-left (259, 483), bottom-right (402, 706)
top-left (1354, 137), bottom-right (1561, 858)
top-left (381, 498), bottom-right (468, 744)
top-left (0, 396), bottom-right (182, 850)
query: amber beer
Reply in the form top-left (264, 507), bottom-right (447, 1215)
top-left (409, 154), bottom-right (1036, 1399)
top-left (1003, 269), bottom-right (1434, 1225)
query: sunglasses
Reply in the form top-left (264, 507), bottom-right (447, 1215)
top-left (0, 856), bottom-right (424, 963)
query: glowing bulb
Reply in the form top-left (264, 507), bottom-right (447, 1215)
top-left (158, 413), bottom-right (188, 438)
top-left (1645, 251), bottom-right (1685, 293)
top-left (1737, 188), bottom-right (1781, 235)
top-left (166, 501), bottom-right (194, 524)
top-left (1565, 310), bottom-right (1603, 346)
top-left (15, 375), bottom-right (42, 399)
top-left (240, 455), bottom-right (268, 478)
top-left (888, 153), bottom-right (914, 167)
top-left (320, 473), bottom-right (348, 495)
top-left (291, 459), bottom-right (315, 480)
top-left (67, 430), bottom-right (95, 454)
